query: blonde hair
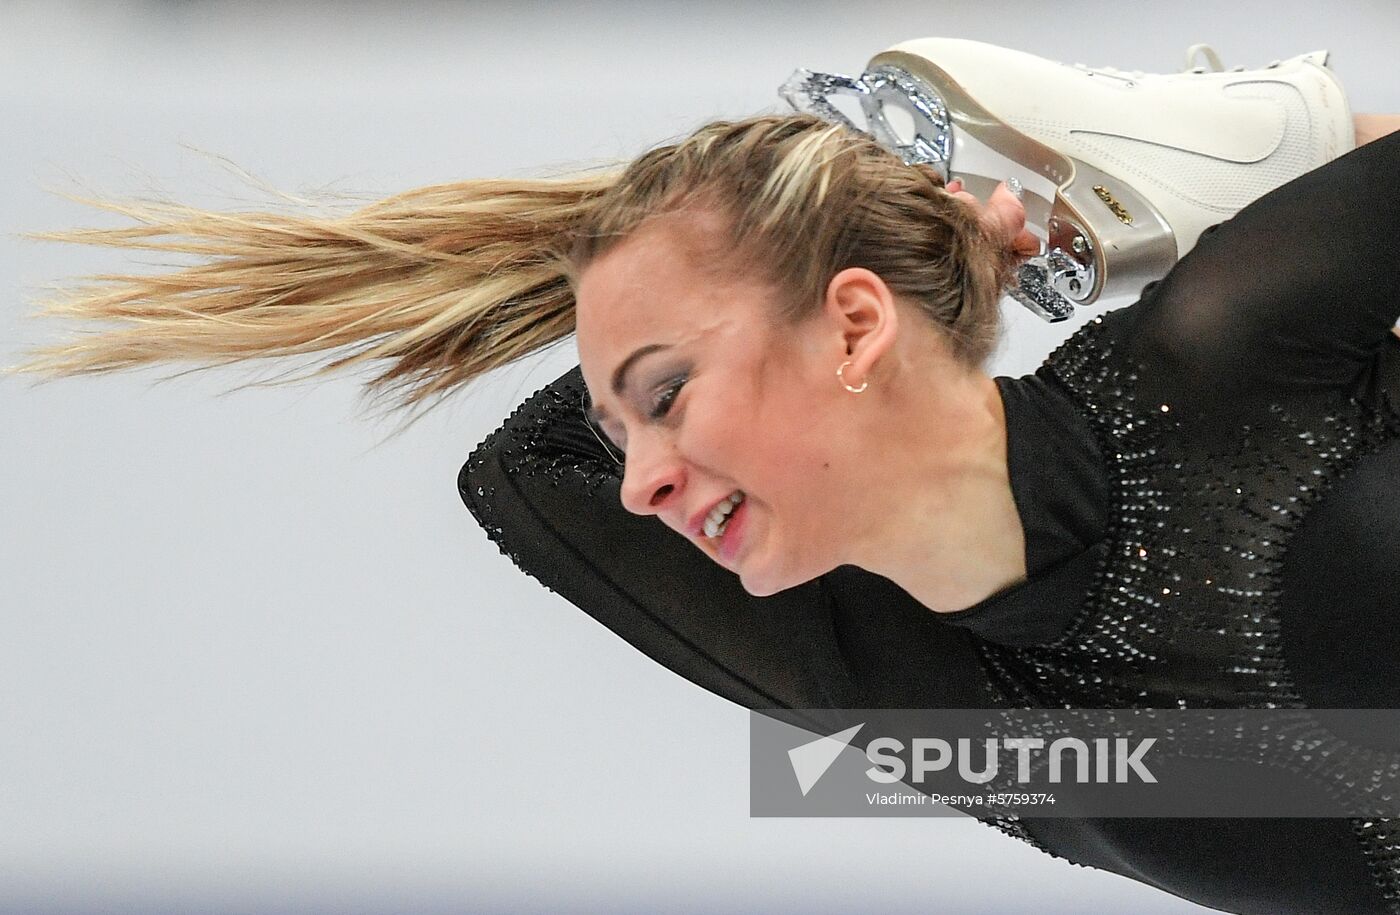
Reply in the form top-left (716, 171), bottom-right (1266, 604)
top-left (7, 113), bottom-right (1003, 431)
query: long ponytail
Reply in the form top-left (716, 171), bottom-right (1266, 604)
top-left (7, 171), bottom-right (614, 426)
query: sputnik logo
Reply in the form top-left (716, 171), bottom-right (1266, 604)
top-left (788, 723), bottom-right (865, 796)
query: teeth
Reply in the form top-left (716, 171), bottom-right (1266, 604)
top-left (703, 491), bottom-right (745, 539)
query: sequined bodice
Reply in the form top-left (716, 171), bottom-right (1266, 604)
top-left (962, 312), bottom-right (1400, 711)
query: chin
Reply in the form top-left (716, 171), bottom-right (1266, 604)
top-left (739, 577), bottom-right (788, 598)
top-left (737, 560), bottom-right (825, 599)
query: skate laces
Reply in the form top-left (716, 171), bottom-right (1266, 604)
top-left (1183, 43), bottom-right (1231, 72)
top-left (1072, 43), bottom-right (1252, 80)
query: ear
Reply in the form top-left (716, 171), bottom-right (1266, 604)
top-left (822, 267), bottom-right (899, 384)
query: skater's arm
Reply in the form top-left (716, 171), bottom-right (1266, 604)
top-left (1130, 127), bottom-right (1400, 397)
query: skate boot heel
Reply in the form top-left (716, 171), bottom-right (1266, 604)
top-left (782, 59), bottom-right (1178, 322)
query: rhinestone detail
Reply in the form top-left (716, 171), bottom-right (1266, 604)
top-left (975, 315), bottom-right (1400, 908)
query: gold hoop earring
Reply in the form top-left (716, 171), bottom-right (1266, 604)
top-left (836, 361), bottom-right (868, 394)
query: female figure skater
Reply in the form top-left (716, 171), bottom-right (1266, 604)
top-left (12, 37), bottom-right (1400, 914)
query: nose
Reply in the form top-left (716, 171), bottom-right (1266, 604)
top-left (617, 430), bottom-right (685, 517)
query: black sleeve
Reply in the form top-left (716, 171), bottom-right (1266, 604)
top-left (457, 366), bottom-right (861, 713)
top-left (1128, 128), bottom-right (1400, 401)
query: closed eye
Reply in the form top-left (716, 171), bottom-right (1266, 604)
top-left (649, 375), bottom-right (687, 420)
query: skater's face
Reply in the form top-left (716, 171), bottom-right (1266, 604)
top-left (574, 210), bottom-right (889, 598)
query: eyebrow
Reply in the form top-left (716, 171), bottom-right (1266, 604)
top-left (585, 343), bottom-right (672, 425)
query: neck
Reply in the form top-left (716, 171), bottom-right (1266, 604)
top-left (844, 367), bottom-right (1027, 613)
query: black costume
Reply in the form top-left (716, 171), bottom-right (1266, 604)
top-left (460, 130), bottom-right (1400, 914)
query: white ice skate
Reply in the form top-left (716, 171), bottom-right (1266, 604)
top-left (782, 38), bottom-right (1354, 321)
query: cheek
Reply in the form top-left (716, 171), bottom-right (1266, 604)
top-left (685, 383), bottom-right (826, 475)
top-left (761, 365), bottom-right (843, 466)
top-left (684, 340), bottom-right (843, 511)
top-left (739, 376), bottom-right (842, 507)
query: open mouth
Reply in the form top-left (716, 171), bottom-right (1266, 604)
top-left (703, 490), bottom-right (745, 540)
